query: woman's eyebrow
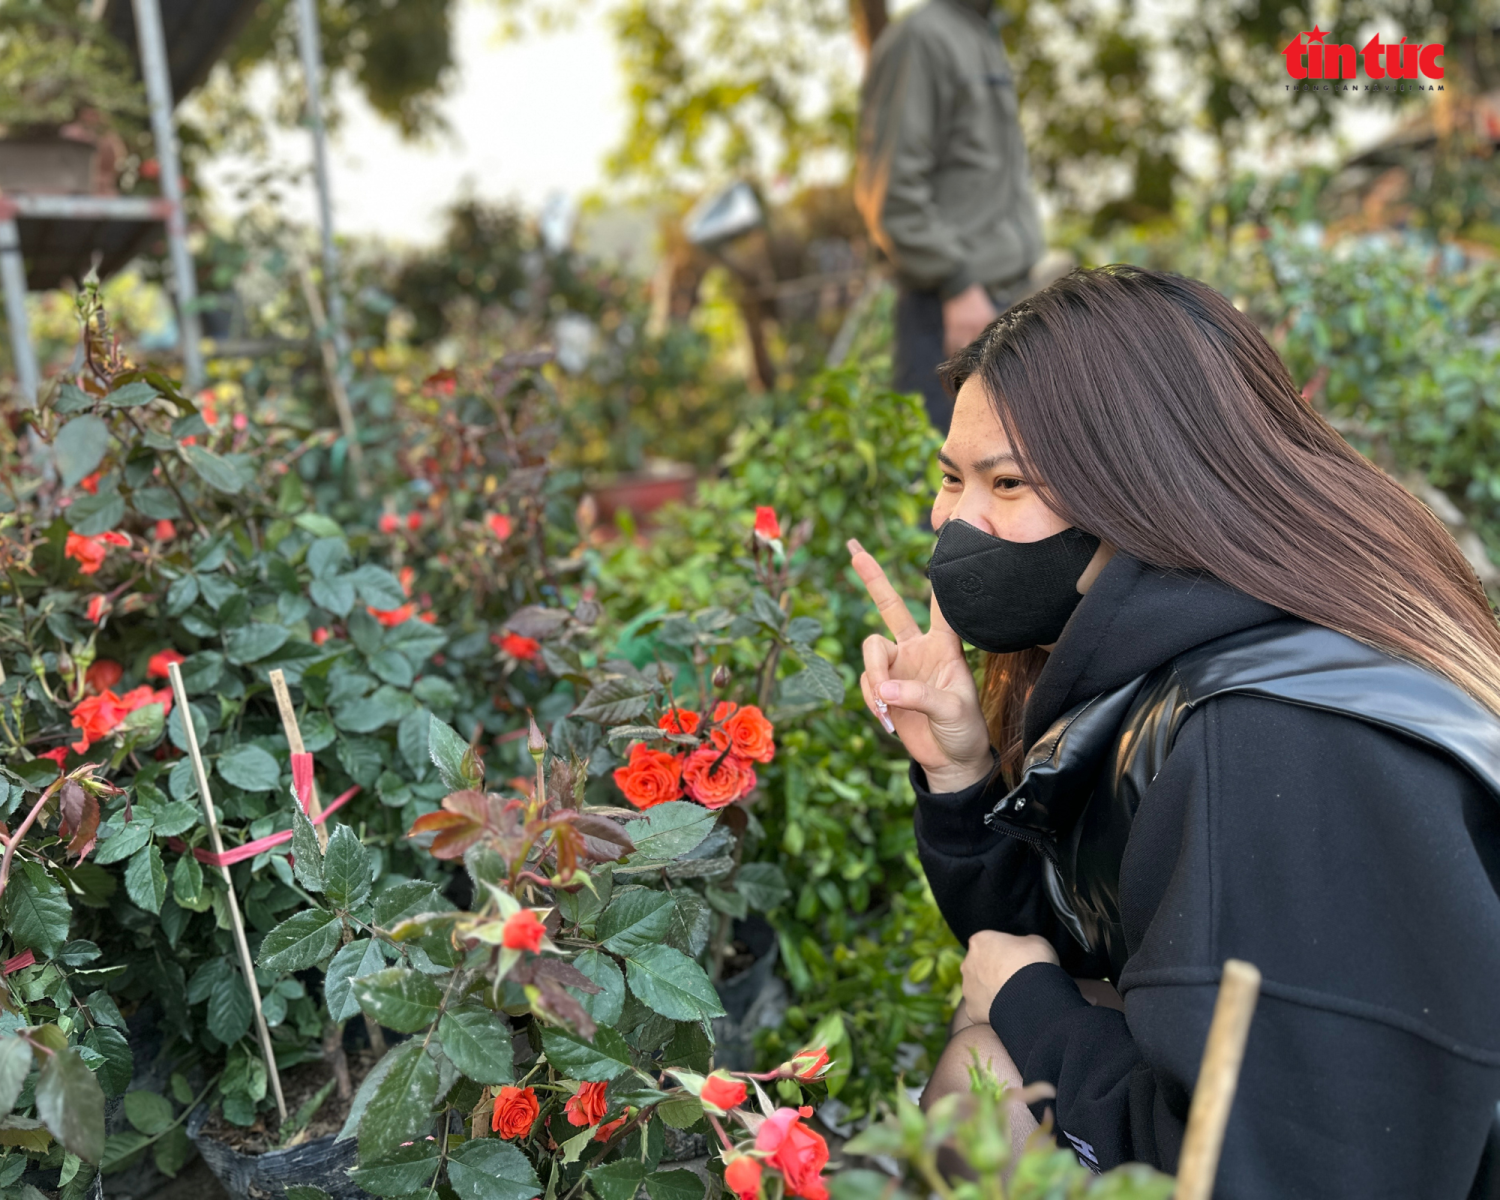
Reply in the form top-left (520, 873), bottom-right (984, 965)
top-left (938, 449), bottom-right (1018, 473)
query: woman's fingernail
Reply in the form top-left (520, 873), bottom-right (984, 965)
top-left (878, 681), bottom-right (899, 701)
top-left (846, 538), bottom-right (864, 556)
top-left (876, 709), bottom-right (895, 734)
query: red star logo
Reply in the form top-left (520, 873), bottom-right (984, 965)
top-left (1305, 24), bottom-right (1328, 43)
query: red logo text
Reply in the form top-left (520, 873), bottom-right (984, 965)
top-left (1283, 26), bottom-right (1444, 81)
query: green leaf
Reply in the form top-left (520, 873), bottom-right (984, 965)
top-left (572, 676), bottom-right (655, 725)
top-left (626, 802), bottom-right (717, 861)
top-left (152, 1124), bottom-right (192, 1177)
top-left (655, 1097), bottom-right (703, 1130)
top-left (664, 891), bottom-right (712, 958)
top-left (355, 1042), bottom-right (438, 1161)
top-left (68, 489), bottom-right (125, 536)
top-left (223, 624), bottom-right (291, 665)
top-left (285, 1188), bottom-right (333, 1200)
top-left (81, 1028), bottom-right (130, 1097)
top-left (588, 1161), bottom-right (647, 1200)
top-left (736, 863), bottom-right (790, 912)
top-left (35, 1047), bottom-right (105, 1164)
top-left (0, 1037), bottom-right (33, 1115)
top-left (353, 968), bottom-right (443, 1033)
top-left (310, 575), bottom-right (356, 617)
top-left (445, 1138), bottom-right (541, 1200)
top-left (180, 444), bottom-right (245, 494)
top-left (348, 1140), bottom-right (441, 1197)
top-left (324, 938), bottom-right (385, 1023)
top-left (92, 818), bottom-right (151, 865)
top-left (149, 801), bottom-right (200, 838)
top-left (785, 616), bottom-right (823, 644)
top-left (373, 880), bottom-right (450, 927)
top-left (123, 844), bottom-right (167, 915)
top-left (216, 744), bottom-right (281, 792)
top-left (336, 736), bottom-right (385, 786)
top-left (322, 825), bottom-right (371, 909)
top-left (436, 1006), bottom-right (514, 1085)
top-left (334, 687), bottom-right (410, 733)
top-left (54, 416), bottom-right (109, 490)
top-left (54, 383), bottom-right (95, 413)
top-left (295, 512), bottom-right (343, 539)
top-left (131, 486), bottom-right (180, 520)
top-left (101, 1131), bottom-right (150, 1172)
top-left (645, 1170), bottom-right (706, 1200)
top-left (538, 1025), bottom-right (634, 1081)
top-left (780, 651), bottom-right (846, 704)
top-left (307, 537), bottom-right (349, 580)
top-left (122, 1091), bottom-right (173, 1136)
top-left (368, 649), bottom-right (414, 688)
top-left (597, 889), bottom-right (675, 955)
top-left (397, 709), bottom-right (432, 777)
top-left (207, 969), bottom-right (252, 1044)
top-left (351, 564), bottom-right (407, 609)
top-left (569, 950), bottom-right (624, 1027)
top-left (427, 716), bottom-right (469, 790)
top-left (290, 799), bottom-right (323, 892)
top-left (625, 945), bottom-right (726, 1021)
top-left (3, 860), bottom-right (71, 957)
top-left (257, 909), bottom-right (342, 972)
top-left (104, 381), bottom-right (159, 409)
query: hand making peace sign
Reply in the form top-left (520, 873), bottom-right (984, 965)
top-left (847, 538), bottom-right (994, 794)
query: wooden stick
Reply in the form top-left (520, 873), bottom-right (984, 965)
top-left (293, 251), bottom-right (367, 497)
top-left (1176, 959), bottom-right (1262, 1200)
top-left (268, 669), bottom-right (327, 849)
top-left (166, 663), bottom-right (289, 1123)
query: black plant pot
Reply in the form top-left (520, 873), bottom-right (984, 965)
top-left (186, 1107), bottom-right (367, 1200)
top-left (712, 915), bottom-right (787, 1072)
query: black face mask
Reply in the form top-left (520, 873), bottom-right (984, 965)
top-left (927, 520), bottom-right (1101, 653)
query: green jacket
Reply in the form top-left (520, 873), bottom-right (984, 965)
top-left (854, 0), bottom-right (1044, 298)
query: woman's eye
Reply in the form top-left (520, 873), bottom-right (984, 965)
top-left (994, 476), bottom-right (1026, 493)
top-left (941, 473), bottom-right (961, 487)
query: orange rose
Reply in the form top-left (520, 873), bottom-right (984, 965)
top-left (378, 513), bottom-right (400, 534)
top-left (152, 519), bottom-right (175, 541)
top-left (86, 595), bottom-right (110, 624)
top-left (487, 513), bottom-right (513, 540)
top-left (719, 703), bottom-right (775, 763)
top-left (724, 1155), bottom-right (763, 1200)
top-left (790, 1046), bottom-right (830, 1080)
top-left (699, 1072), bottom-right (748, 1112)
top-left (65, 533), bottom-right (107, 575)
top-left (755, 1108), bottom-right (829, 1200)
top-left (312, 627), bottom-right (331, 645)
top-left (85, 659), bottom-right (123, 694)
top-left (612, 743), bottom-right (683, 810)
top-left (497, 633), bottom-right (540, 661)
top-left (501, 909), bottom-right (546, 952)
top-left (681, 747), bottom-right (755, 810)
top-left (369, 603), bottom-right (417, 627)
top-left (70, 690), bottom-right (129, 753)
top-left (564, 1080), bottom-right (609, 1127)
top-left (594, 1112), bottom-right (629, 1142)
top-left (78, 472), bottom-right (101, 495)
top-left (753, 507), bottom-right (781, 541)
top-left (491, 1086), bottom-right (539, 1139)
top-left (146, 649), bottom-right (186, 680)
top-left (658, 707), bottom-right (699, 735)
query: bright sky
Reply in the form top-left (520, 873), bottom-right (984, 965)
top-left (198, 2), bottom-right (626, 246)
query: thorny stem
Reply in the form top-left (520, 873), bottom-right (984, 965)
top-left (560, 1107), bottom-right (653, 1200)
top-left (706, 1110), bottom-right (737, 1152)
top-left (0, 776), bottom-right (63, 901)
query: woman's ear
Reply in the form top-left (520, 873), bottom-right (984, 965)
top-left (1076, 541), bottom-right (1116, 595)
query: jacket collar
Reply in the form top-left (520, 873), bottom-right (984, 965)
top-left (938, 0), bottom-right (996, 20)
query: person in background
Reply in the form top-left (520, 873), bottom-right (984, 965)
top-left (855, 0), bottom-right (1044, 433)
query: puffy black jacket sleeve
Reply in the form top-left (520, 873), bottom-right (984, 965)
top-left (984, 695), bottom-right (1500, 1198)
top-left (913, 759), bottom-right (1110, 977)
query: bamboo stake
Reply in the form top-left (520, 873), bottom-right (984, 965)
top-left (166, 662), bottom-right (288, 1123)
top-left (267, 669), bottom-right (327, 850)
top-left (1175, 959), bottom-right (1262, 1200)
top-left (293, 250), bottom-right (367, 497)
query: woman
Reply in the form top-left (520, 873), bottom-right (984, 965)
top-left (850, 265), bottom-right (1500, 1196)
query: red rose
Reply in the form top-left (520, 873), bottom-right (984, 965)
top-left (85, 659), bottom-right (123, 694)
top-left (86, 595), bottom-right (110, 624)
top-left (724, 1155), bottom-right (763, 1200)
top-left (594, 1112), bottom-right (629, 1142)
top-left (501, 909), bottom-right (546, 952)
top-left (407, 511), bottom-right (422, 531)
top-left (37, 747), bottom-right (69, 768)
top-left (65, 533), bottom-right (107, 575)
top-left (487, 513), bottom-right (513, 541)
top-left (681, 747), bottom-right (756, 810)
top-left (498, 633), bottom-right (540, 661)
top-left (152, 519), bottom-right (175, 541)
top-left (716, 703), bottom-right (775, 763)
top-left (118, 685), bottom-right (174, 721)
top-left (612, 743), bottom-right (683, 810)
top-left (564, 1080), bottom-right (609, 1127)
top-left (755, 1108), bottom-right (829, 1200)
top-left (398, 566), bottom-right (415, 596)
top-left (70, 690), bottom-right (129, 753)
top-left (753, 507), bottom-right (781, 541)
top-left (658, 708), bottom-right (699, 735)
top-left (378, 513), bottom-right (400, 534)
top-left (699, 1073), bottom-right (748, 1112)
top-left (790, 1046), bottom-right (830, 1080)
top-left (491, 1086), bottom-right (539, 1139)
top-left (78, 472), bottom-right (101, 495)
top-left (147, 649), bottom-right (186, 680)
top-left (369, 603), bottom-right (417, 627)
top-left (312, 627), bottom-right (331, 645)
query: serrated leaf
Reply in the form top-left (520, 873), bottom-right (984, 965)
top-left (322, 825), bottom-right (371, 909)
top-left (257, 909), bottom-right (342, 971)
top-left (35, 1047), bottom-right (104, 1164)
top-left (572, 676), bottom-right (656, 725)
top-left (589, 1161), bottom-right (647, 1200)
top-left (216, 743), bottom-right (281, 792)
top-left (436, 1006), bottom-right (514, 1085)
top-left (180, 444), bottom-right (245, 494)
top-left (351, 565), bottom-right (407, 609)
top-left (68, 489), bottom-right (125, 535)
top-left (122, 1091), bottom-right (173, 1136)
top-left (81, 1027), bottom-right (130, 1097)
top-left (625, 945), bottom-right (726, 1021)
top-left (104, 381), bottom-right (159, 408)
top-left (398, 709), bottom-right (431, 777)
top-left (152, 1124), bottom-right (192, 1177)
top-left (3, 860), bottom-right (71, 957)
top-left (780, 651), bottom-right (846, 704)
top-left (427, 717), bottom-right (469, 790)
top-left (310, 576), bottom-right (356, 617)
top-left (0, 1037), bottom-right (33, 1115)
top-left (368, 649), bottom-right (414, 688)
top-left (223, 624), bottom-right (291, 665)
top-left (736, 862), bottom-right (790, 911)
top-left (348, 1139), bottom-right (441, 1197)
top-left (785, 616), bottom-right (823, 645)
top-left (355, 1042), bottom-right (438, 1162)
top-left (149, 801), bottom-right (200, 838)
top-left (626, 802), bottom-right (717, 862)
top-left (569, 950), bottom-right (624, 1027)
top-left (645, 1169), bottom-right (706, 1200)
top-left (290, 798), bottom-right (323, 892)
top-left (207, 969), bottom-right (252, 1044)
top-left (372, 880), bottom-right (450, 927)
top-left (123, 844), bottom-right (167, 915)
top-left (54, 416), bottom-right (109, 490)
top-left (132, 486), bottom-right (180, 519)
top-left (539, 1024), bottom-right (634, 1081)
top-left (446, 1138), bottom-right (541, 1200)
top-left (334, 687), bottom-right (410, 733)
top-left (597, 889), bottom-right (675, 955)
top-left (664, 891), bottom-right (712, 957)
top-left (656, 1097), bottom-right (703, 1131)
top-left (307, 537), bottom-right (349, 580)
top-left (324, 937), bottom-right (385, 1022)
top-left (92, 817), bottom-right (152, 865)
top-left (353, 968), bottom-right (442, 1033)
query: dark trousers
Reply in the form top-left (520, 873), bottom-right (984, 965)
top-left (893, 277), bottom-right (1031, 434)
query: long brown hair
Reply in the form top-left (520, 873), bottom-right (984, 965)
top-left (942, 265), bottom-right (1500, 778)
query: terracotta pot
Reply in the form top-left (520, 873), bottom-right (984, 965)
top-left (0, 134), bottom-right (97, 194)
top-left (589, 464), bottom-right (697, 527)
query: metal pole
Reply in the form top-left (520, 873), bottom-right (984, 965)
top-left (0, 217), bottom-right (41, 408)
top-left (131, 0), bottom-right (204, 393)
top-left (294, 0), bottom-right (350, 370)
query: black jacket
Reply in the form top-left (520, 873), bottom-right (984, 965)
top-left (914, 554), bottom-right (1500, 1196)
